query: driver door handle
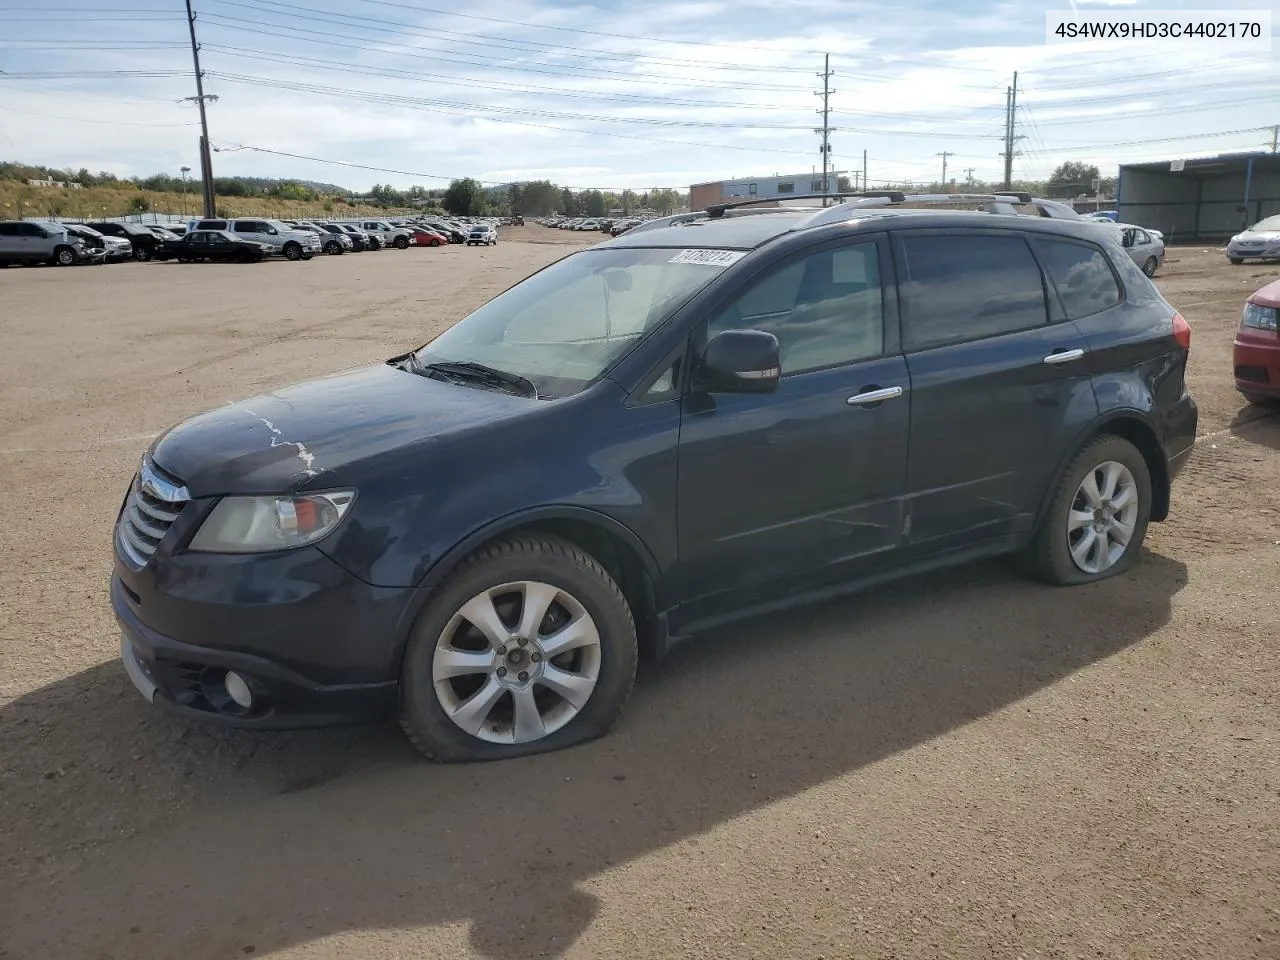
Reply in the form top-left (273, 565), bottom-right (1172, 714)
top-left (1043, 348), bottom-right (1085, 365)
top-left (847, 386), bottom-right (904, 406)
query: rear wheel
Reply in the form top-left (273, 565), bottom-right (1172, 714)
top-left (1142, 257), bottom-right (1158, 277)
top-left (283, 242), bottom-right (303, 261)
top-left (398, 536), bottom-right (638, 762)
top-left (1020, 435), bottom-right (1152, 586)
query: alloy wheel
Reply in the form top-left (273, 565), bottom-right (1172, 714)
top-left (1066, 460), bottom-right (1139, 574)
top-left (432, 580), bottom-right (602, 744)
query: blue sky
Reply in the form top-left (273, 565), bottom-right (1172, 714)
top-left (0, 0), bottom-right (1276, 192)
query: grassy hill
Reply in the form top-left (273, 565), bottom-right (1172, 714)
top-left (0, 180), bottom-right (419, 223)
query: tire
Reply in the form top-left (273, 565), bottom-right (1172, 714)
top-left (133, 246), bottom-right (152, 262)
top-left (398, 536), bottom-right (638, 763)
top-left (1020, 435), bottom-right (1152, 586)
top-left (394, 236), bottom-right (410, 249)
top-left (1229, 257), bottom-right (1244, 265)
top-left (283, 242), bottom-right (303, 261)
top-left (1142, 257), bottom-right (1158, 277)
top-left (325, 241), bottom-right (343, 255)
top-left (431, 239), bottom-right (441, 247)
top-left (53, 246), bottom-right (77, 267)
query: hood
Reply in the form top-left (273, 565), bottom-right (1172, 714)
top-left (149, 362), bottom-right (537, 496)
top-left (1236, 229), bottom-right (1280, 242)
top-left (1250, 278), bottom-right (1280, 309)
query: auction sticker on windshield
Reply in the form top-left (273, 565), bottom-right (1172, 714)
top-left (668, 249), bottom-right (747, 266)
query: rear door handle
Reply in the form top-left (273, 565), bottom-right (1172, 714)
top-left (847, 386), bottom-right (904, 406)
top-left (1043, 348), bottom-right (1085, 365)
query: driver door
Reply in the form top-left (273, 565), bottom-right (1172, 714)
top-left (674, 234), bottom-right (910, 616)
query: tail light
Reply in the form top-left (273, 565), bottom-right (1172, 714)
top-left (1172, 312), bottom-right (1191, 351)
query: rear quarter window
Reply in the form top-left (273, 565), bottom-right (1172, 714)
top-left (1032, 238), bottom-right (1122, 320)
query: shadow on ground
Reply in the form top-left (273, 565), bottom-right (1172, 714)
top-left (0, 552), bottom-right (1188, 959)
top-left (1229, 403), bottom-right (1280, 450)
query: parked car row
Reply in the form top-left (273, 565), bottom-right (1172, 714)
top-left (0, 214), bottom-right (509, 268)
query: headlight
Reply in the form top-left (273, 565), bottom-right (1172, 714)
top-left (189, 490), bottom-right (355, 553)
top-left (1242, 302), bottom-right (1278, 332)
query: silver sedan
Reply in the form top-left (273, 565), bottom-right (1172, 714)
top-left (1227, 214), bottom-right (1280, 265)
top-left (1118, 223), bottom-right (1165, 277)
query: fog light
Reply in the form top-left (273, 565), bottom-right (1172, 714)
top-left (224, 671), bottom-right (253, 709)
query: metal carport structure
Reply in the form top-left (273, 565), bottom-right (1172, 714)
top-left (1116, 152), bottom-right (1280, 244)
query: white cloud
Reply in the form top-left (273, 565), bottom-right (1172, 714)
top-left (0, 0), bottom-right (1273, 190)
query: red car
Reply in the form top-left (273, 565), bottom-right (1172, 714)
top-left (410, 227), bottom-right (447, 248)
top-left (1234, 277), bottom-right (1280, 405)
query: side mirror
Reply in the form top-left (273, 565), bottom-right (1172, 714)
top-left (695, 329), bottom-right (781, 394)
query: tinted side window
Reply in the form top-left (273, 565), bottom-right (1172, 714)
top-left (20, 223), bottom-right (48, 237)
top-left (0, 223), bottom-right (19, 237)
top-left (198, 220), bottom-right (228, 231)
top-left (1033, 238), bottom-right (1122, 320)
top-left (708, 241), bottom-right (884, 375)
top-left (899, 235), bottom-right (1047, 350)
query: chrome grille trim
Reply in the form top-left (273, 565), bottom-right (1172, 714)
top-left (115, 458), bottom-right (190, 570)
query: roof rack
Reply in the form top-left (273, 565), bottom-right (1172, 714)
top-left (705, 191), bottom-right (907, 218)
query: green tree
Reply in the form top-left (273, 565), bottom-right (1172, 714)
top-left (323, 199), bottom-right (334, 212)
top-left (561, 188), bottom-right (579, 217)
top-left (580, 189), bottom-right (606, 218)
top-left (1047, 161), bottom-right (1100, 198)
top-left (620, 189), bottom-right (636, 215)
top-left (443, 178), bottom-right (487, 215)
top-left (128, 195), bottom-right (150, 214)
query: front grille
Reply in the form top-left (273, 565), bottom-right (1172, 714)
top-left (116, 459), bottom-right (190, 569)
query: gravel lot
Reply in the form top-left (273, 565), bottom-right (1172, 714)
top-left (1, 232), bottom-right (1277, 960)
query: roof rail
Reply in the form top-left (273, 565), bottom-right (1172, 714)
top-left (791, 192), bottom-right (1082, 230)
top-left (705, 191), bottom-right (905, 219)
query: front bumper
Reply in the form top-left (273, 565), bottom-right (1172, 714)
top-left (1234, 330), bottom-right (1280, 397)
top-left (110, 540), bottom-right (414, 727)
top-left (1227, 242), bottom-right (1280, 261)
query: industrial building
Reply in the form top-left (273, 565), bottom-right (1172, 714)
top-left (1116, 151), bottom-right (1280, 243)
top-left (689, 172), bottom-right (842, 211)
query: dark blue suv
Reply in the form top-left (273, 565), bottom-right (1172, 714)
top-left (112, 196), bottom-right (1197, 761)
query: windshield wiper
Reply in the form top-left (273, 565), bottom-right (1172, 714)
top-left (417, 360), bottom-right (540, 399)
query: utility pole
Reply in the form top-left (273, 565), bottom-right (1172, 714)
top-left (1269, 124), bottom-right (1279, 153)
top-left (862, 148), bottom-right (867, 192)
top-left (814, 54), bottom-right (835, 204)
top-left (183, 0), bottom-right (217, 218)
top-left (964, 166), bottom-right (975, 187)
top-left (937, 151), bottom-right (955, 192)
top-left (1001, 71), bottom-right (1019, 190)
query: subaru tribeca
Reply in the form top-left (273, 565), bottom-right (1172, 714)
top-left (112, 194), bottom-right (1197, 762)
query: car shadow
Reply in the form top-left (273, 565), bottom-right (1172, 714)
top-left (1, 552), bottom-right (1188, 959)
top-left (1229, 403), bottom-right (1280, 450)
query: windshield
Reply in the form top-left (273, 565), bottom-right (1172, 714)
top-left (414, 247), bottom-right (738, 398)
top-left (1248, 215), bottom-right (1280, 233)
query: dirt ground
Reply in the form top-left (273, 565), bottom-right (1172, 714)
top-left (1, 230), bottom-right (1277, 960)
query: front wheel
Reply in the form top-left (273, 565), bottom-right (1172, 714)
top-left (133, 246), bottom-right (152, 262)
top-left (283, 242), bottom-right (303, 261)
top-left (325, 241), bottom-right (343, 255)
top-left (1229, 257), bottom-right (1244, 265)
top-left (394, 236), bottom-right (410, 249)
top-left (431, 239), bottom-right (441, 247)
top-left (1020, 435), bottom-right (1152, 586)
top-left (398, 537), bottom-right (638, 762)
top-left (53, 246), bottom-right (77, 266)
top-left (1142, 257), bottom-right (1158, 277)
